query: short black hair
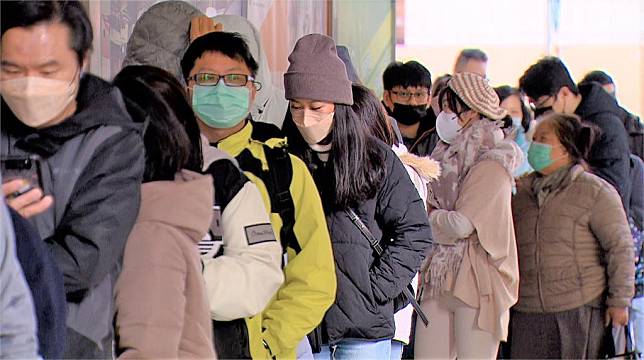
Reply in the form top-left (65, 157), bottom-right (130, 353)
top-left (580, 70), bottom-right (614, 86)
top-left (181, 31), bottom-right (259, 79)
top-left (519, 56), bottom-right (579, 100)
top-left (455, 48), bottom-right (487, 69)
top-left (382, 60), bottom-right (431, 91)
top-left (114, 65), bottom-right (203, 183)
top-left (382, 61), bottom-right (404, 91)
top-left (1, 1), bottom-right (92, 64)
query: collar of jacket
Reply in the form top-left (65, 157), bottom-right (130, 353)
top-left (529, 164), bottom-right (584, 205)
top-left (575, 82), bottom-right (623, 120)
top-left (2, 74), bottom-right (140, 157)
top-left (216, 119), bottom-right (254, 158)
top-left (215, 119), bottom-right (287, 157)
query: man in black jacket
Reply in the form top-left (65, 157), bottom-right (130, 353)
top-left (1, 1), bottom-right (144, 357)
top-left (520, 57), bottom-right (631, 212)
top-left (382, 61), bottom-right (439, 156)
top-left (580, 70), bottom-right (643, 160)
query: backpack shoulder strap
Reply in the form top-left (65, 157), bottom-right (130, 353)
top-left (236, 144), bottom-right (301, 254)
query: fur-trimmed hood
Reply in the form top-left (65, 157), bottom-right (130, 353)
top-left (392, 144), bottom-right (441, 182)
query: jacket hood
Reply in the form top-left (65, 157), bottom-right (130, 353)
top-left (576, 82), bottom-right (623, 120)
top-left (138, 170), bottom-right (213, 243)
top-left (2, 74), bottom-right (140, 156)
top-left (393, 146), bottom-right (441, 182)
top-left (213, 15), bottom-right (289, 127)
top-left (122, 1), bottom-right (203, 85)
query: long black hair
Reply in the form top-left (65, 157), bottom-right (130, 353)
top-left (351, 83), bottom-right (396, 146)
top-left (113, 65), bottom-right (203, 182)
top-left (284, 103), bottom-right (385, 209)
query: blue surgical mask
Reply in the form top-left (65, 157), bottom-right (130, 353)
top-left (192, 84), bottom-right (250, 129)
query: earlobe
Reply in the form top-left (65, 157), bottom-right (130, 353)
top-left (383, 91), bottom-right (393, 110)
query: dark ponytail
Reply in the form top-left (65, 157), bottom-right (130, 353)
top-left (575, 125), bottom-right (596, 161)
top-left (543, 113), bottom-right (596, 165)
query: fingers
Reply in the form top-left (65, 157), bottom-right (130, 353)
top-left (607, 308), bottom-right (630, 327)
top-left (19, 195), bottom-right (54, 218)
top-left (190, 16), bottom-right (223, 42)
top-left (613, 312), bottom-right (629, 327)
top-left (6, 188), bottom-right (53, 219)
top-left (2, 179), bottom-right (29, 197)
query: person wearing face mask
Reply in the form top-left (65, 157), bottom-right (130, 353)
top-left (579, 71), bottom-right (643, 161)
top-left (495, 85), bottom-right (535, 177)
top-left (429, 74), bottom-right (452, 118)
top-left (511, 113), bottom-right (634, 358)
top-left (0, 2), bottom-right (145, 357)
top-left (283, 34), bottom-right (433, 360)
top-left (181, 31), bottom-right (336, 360)
top-left (351, 83), bottom-right (441, 360)
top-left (520, 57), bottom-right (632, 215)
top-left (382, 61), bottom-right (440, 157)
top-left (416, 72), bottom-right (522, 359)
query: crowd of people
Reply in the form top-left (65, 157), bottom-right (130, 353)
top-left (1, 1), bottom-right (643, 359)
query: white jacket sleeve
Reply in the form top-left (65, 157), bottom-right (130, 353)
top-left (202, 181), bottom-right (284, 321)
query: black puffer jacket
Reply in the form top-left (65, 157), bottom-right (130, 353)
top-left (404, 111), bottom-right (439, 157)
top-left (620, 107), bottom-right (643, 160)
top-left (306, 140), bottom-right (433, 344)
top-left (575, 83), bottom-right (632, 212)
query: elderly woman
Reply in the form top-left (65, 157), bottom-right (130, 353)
top-left (510, 112), bottom-right (634, 359)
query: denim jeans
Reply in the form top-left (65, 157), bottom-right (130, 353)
top-left (631, 297), bottom-right (644, 352)
top-left (313, 339), bottom-right (392, 360)
top-left (390, 340), bottom-right (404, 360)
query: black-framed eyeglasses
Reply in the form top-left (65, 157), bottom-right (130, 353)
top-left (391, 90), bottom-right (429, 102)
top-left (187, 73), bottom-right (262, 90)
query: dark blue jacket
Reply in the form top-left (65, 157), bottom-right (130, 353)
top-left (10, 208), bottom-right (66, 359)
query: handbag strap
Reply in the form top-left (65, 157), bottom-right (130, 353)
top-left (345, 208), bottom-right (384, 255)
top-left (344, 208), bottom-right (430, 327)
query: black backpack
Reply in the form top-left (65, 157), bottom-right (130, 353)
top-left (235, 121), bottom-right (301, 255)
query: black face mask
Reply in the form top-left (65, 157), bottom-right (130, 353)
top-left (390, 103), bottom-right (428, 126)
top-left (534, 106), bottom-right (553, 119)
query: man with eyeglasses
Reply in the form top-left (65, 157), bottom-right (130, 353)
top-left (520, 57), bottom-right (632, 214)
top-left (382, 61), bottom-right (439, 157)
top-left (181, 31), bottom-right (336, 360)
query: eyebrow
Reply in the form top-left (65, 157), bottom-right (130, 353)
top-left (1, 60), bottom-right (21, 68)
top-left (196, 66), bottom-right (247, 74)
top-left (0, 60), bottom-right (60, 69)
top-left (37, 61), bottom-right (61, 69)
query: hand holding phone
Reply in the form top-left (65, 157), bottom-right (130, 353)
top-left (2, 179), bottom-right (53, 218)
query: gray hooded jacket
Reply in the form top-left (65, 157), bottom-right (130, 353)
top-left (123, 2), bottom-right (288, 127)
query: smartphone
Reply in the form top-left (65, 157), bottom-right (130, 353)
top-left (1, 154), bottom-right (44, 199)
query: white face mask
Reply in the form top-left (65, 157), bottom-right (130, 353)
top-left (0, 74), bottom-right (79, 128)
top-left (435, 111), bottom-right (461, 144)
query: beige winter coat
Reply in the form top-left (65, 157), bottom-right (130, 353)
top-left (428, 160), bottom-right (519, 341)
top-left (512, 165), bottom-right (634, 313)
top-left (115, 171), bottom-right (216, 359)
